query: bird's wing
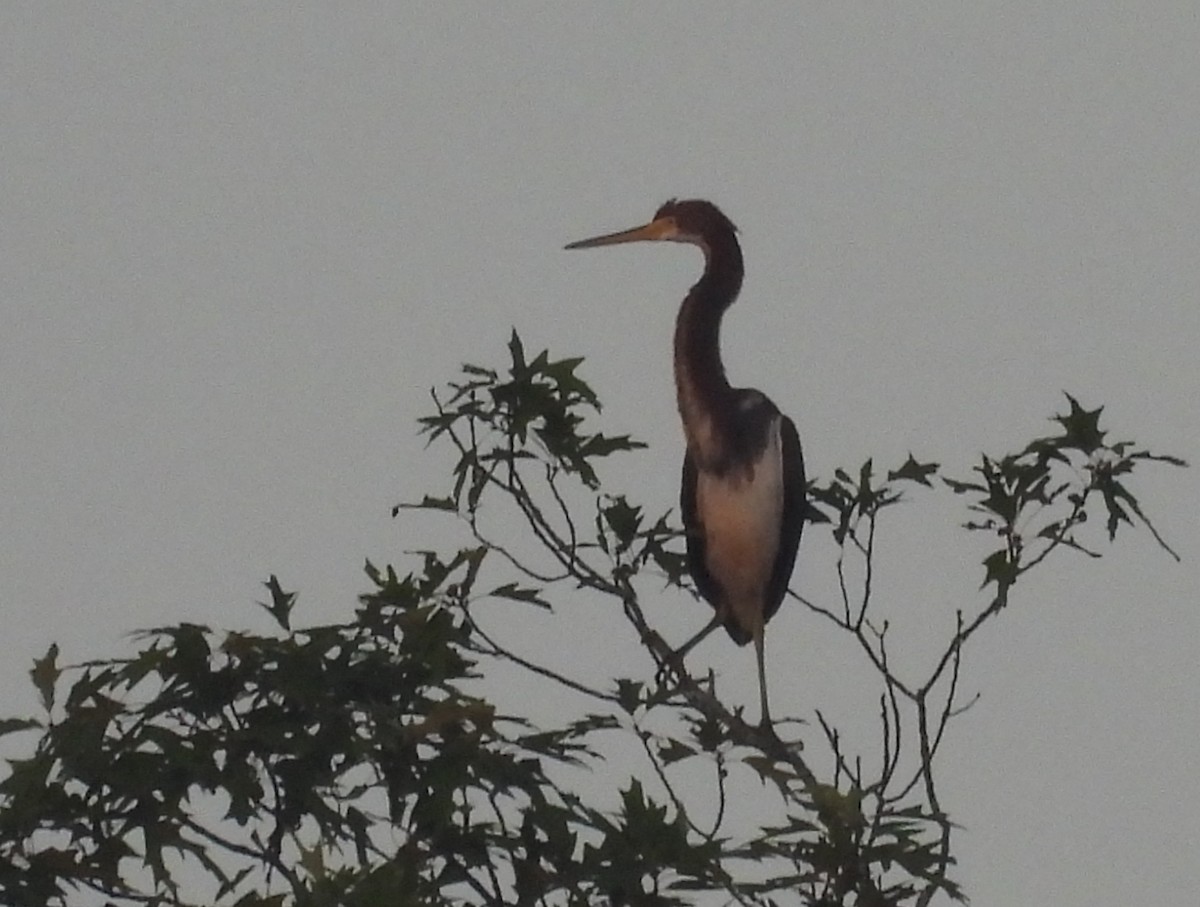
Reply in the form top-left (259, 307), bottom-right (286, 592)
top-left (764, 413), bottom-right (806, 623)
top-left (680, 448), bottom-right (723, 612)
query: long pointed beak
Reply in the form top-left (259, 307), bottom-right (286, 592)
top-left (564, 216), bottom-right (676, 250)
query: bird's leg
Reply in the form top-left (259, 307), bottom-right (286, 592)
top-left (754, 621), bottom-right (772, 729)
top-left (656, 613), bottom-right (722, 686)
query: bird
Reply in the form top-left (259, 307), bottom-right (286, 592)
top-left (565, 199), bottom-right (805, 726)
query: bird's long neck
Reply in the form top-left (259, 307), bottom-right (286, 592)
top-left (673, 233), bottom-right (744, 466)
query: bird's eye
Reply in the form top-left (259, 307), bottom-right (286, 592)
top-left (657, 216), bottom-right (681, 239)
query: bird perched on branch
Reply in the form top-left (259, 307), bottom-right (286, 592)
top-left (566, 199), bottom-right (806, 725)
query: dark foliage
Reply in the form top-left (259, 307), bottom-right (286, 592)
top-left (0, 334), bottom-right (1182, 905)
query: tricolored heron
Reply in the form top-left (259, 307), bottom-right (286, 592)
top-left (566, 199), bottom-right (806, 726)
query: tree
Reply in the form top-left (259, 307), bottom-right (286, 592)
top-left (0, 332), bottom-right (1184, 906)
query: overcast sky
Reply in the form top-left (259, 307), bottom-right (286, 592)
top-left (2, 5), bottom-right (1197, 904)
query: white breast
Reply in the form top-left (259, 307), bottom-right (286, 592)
top-left (694, 415), bottom-right (785, 633)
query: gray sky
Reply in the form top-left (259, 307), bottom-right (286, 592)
top-left (2, 5), bottom-right (1197, 904)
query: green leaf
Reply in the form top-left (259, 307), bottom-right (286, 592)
top-left (657, 737), bottom-right (695, 766)
top-left (943, 476), bottom-right (985, 494)
top-left (0, 717), bottom-right (41, 738)
top-left (460, 363), bottom-right (497, 379)
top-left (888, 454), bottom-right (939, 486)
top-left (602, 496), bottom-right (643, 550)
top-left (393, 495), bottom-right (457, 516)
top-left (857, 459), bottom-right (875, 498)
top-left (542, 354), bottom-right (600, 409)
top-left (258, 575), bottom-right (296, 631)
top-left (489, 582), bottom-right (552, 610)
top-left (580, 432), bottom-right (648, 457)
top-left (30, 643), bottom-right (59, 712)
top-left (808, 783), bottom-right (865, 830)
top-left (615, 678), bottom-right (644, 714)
top-left (1054, 393), bottom-right (1106, 453)
top-left (981, 548), bottom-right (1016, 588)
top-left (742, 754), bottom-right (797, 795)
top-left (508, 328), bottom-right (526, 372)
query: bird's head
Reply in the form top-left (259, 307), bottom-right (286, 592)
top-left (565, 198), bottom-right (737, 253)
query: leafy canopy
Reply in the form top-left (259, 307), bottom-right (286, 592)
top-left (0, 333), bottom-right (1183, 906)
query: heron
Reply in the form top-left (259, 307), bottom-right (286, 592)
top-left (565, 199), bottom-right (806, 726)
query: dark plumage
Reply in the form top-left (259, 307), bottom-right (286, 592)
top-left (566, 199), bottom-right (806, 725)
